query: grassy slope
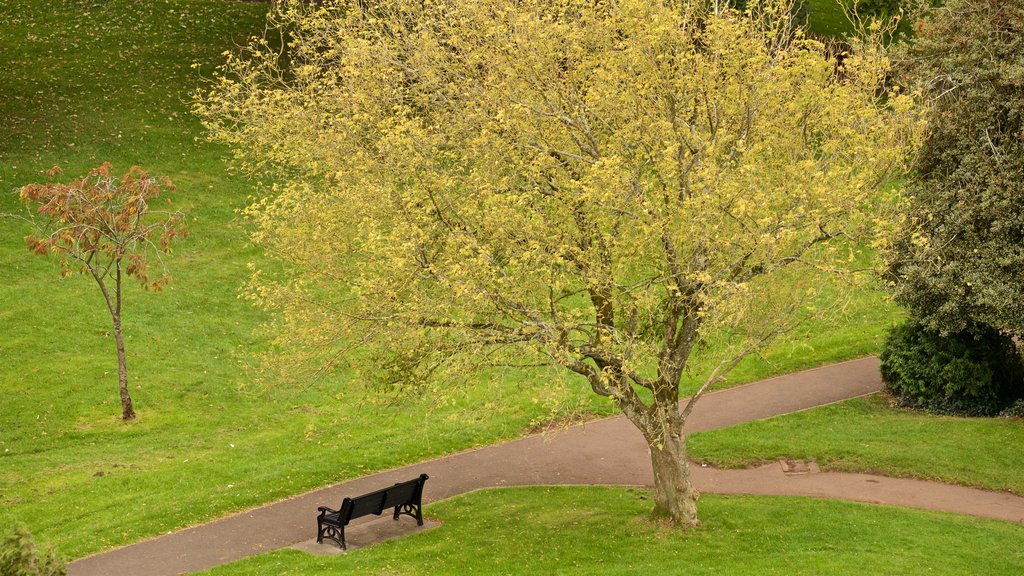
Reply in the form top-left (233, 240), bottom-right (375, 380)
top-left (691, 395), bottom-right (1024, 495)
top-left (201, 487), bottom-right (1024, 576)
top-left (0, 0), bottom-right (570, 558)
top-left (0, 0), bottom-right (912, 563)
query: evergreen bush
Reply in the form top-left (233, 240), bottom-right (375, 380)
top-left (0, 524), bottom-right (65, 576)
top-left (880, 320), bottom-right (1024, 416)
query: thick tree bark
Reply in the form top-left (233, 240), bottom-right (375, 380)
top-left (648, 422), bottom-right (698, 525)
top-left (636, 400), bottom-right (698, 526)
top-left (613, 390), bottom-right (698, 526)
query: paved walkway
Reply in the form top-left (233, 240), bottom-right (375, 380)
top-left (68, 357), bottom-right (1024, 575)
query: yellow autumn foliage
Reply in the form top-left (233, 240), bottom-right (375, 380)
top-left (197, 0), bottom-right (922, 523)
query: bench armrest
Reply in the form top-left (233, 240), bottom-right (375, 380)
top-left (317, 506), bottom-right (337, 516)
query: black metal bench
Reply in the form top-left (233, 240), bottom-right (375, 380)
top-left (316, 473), bottom-right (429, 550)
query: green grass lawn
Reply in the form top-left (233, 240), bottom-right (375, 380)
top-left (691, 395), bottom-right (1024, 495)
top-left (0, 0), bottom-right (574, 559)
top-left (803, 0), bottom-right (856, 37)
top-left (199, 487), bottom-right (1024, 575)
top-left (1, 0), bottom-right (915, 564)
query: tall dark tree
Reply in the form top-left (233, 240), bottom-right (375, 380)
top-left (891, 0), bottom-right (1024, 336)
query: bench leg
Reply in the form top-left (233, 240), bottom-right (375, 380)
top-left (317, 523), bottom-right (346, 550)
top-left (393, 503), bottom-right (425, 526)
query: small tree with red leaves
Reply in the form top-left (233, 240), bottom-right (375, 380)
top-left (18, 163), bottom-right (187, 420)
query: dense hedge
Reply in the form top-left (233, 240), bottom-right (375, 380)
top-left (880, 320), bottom-right (1024, 416)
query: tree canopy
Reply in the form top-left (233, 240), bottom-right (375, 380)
top-left (198, 0), bottom-right (919, 524)
top-left (890, 0), bottom-right (1024, 336)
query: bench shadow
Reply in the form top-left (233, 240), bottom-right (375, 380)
top-left (290, 517), bottom-right (442, 555)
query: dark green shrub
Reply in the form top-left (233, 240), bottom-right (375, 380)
top-left (853, 0), bottom-right (905, 19)
top-left (1001, 398), bottom-right (1024, 419)
top-left (0, 524), bottom-right (65, 576)
top-left (880, 320), bottom-right (1024, 416)
top-left (889, 0), bottom-right (1024, 335)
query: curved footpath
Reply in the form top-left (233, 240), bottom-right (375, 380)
top-left (68, 357), bottom-right (1024, 575)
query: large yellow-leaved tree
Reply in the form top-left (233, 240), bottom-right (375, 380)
top-left (197, 0), bottom-right (918, 525)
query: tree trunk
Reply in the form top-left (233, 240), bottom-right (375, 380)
top-left (112, 265), bottom-right (135, 421)
top-left (112, 312), bottom-right (135, 420)
top-left (618, 397), bottom-right (699, 526)
top-left (92, 263), bottom-right (136, 420)
top-left (648, 424), bottom-right (698, 526)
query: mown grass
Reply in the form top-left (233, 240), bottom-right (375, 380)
top-left (691, 395), bottom-right (1024, 495)
top-left (0, 0), bottom-right (573, 559)
top-left (1, 0), bottom-right (910, 563)
top-left (200, 487), bottom-right (1024, 575)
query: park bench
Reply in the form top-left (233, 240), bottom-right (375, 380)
top-left (316, 473), bottom-right (429, 550)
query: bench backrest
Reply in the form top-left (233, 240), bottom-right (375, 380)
top-left (381, 479), bottom-right (419, 509)
top-left (339, 474), bottom-right (428, 525)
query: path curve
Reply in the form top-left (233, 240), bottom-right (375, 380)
top-left (68, 357), bottom-right (1024, 575)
